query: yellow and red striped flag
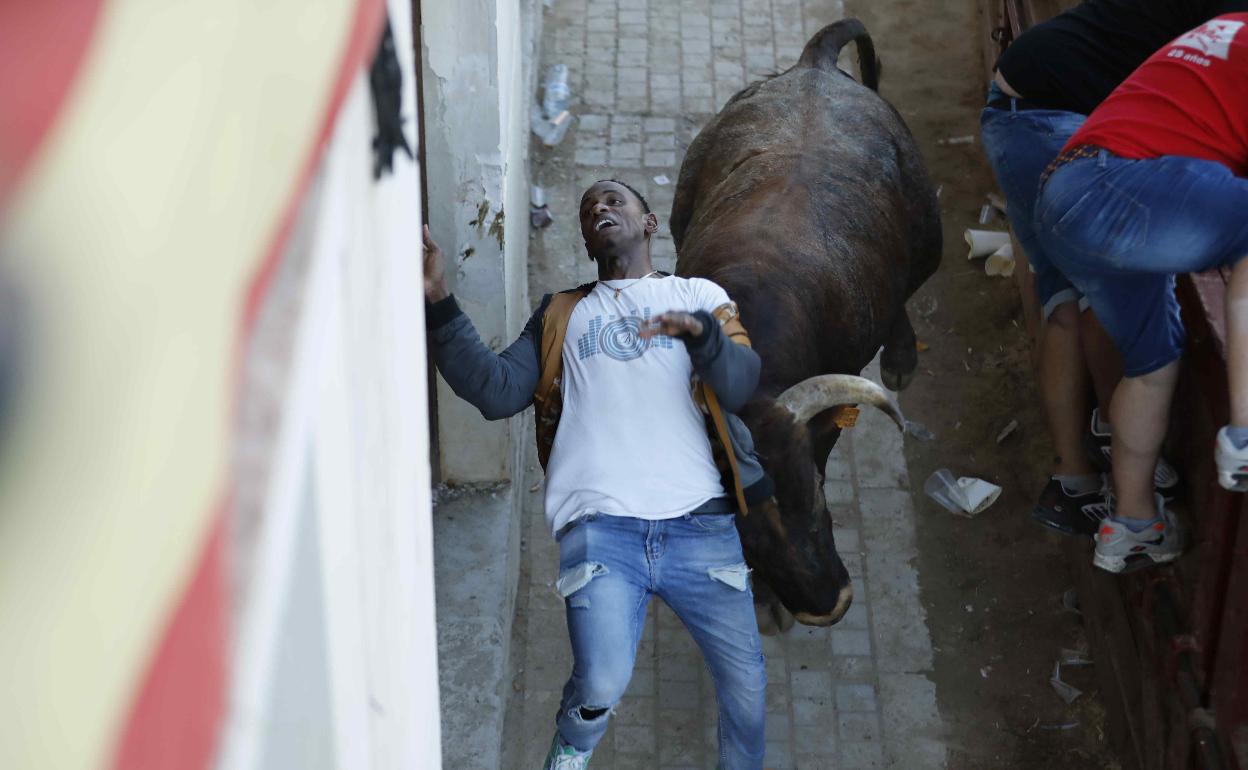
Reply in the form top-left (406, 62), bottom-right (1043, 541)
top-left (0, 1), bottom-right (386, 767)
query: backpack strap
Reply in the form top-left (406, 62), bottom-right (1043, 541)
top-left (697, 382), bottom-right (750, 516)
top-left (533, 283), bottom-right (595, 469)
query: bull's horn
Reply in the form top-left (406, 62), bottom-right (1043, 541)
top-left (775, 374), bottom-right (905, 431)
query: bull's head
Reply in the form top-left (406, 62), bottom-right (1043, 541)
top-left (739, 375), bottom-right (903, 625)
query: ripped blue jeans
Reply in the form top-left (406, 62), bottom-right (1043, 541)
top-left (555, 512), bottom-right (766, 768)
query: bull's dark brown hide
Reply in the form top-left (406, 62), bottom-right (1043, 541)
top-left (672, 18), bottom-right (942, 623)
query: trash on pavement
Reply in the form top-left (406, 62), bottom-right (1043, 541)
top-left (653, 174), bottom-right (671, 185)
top-left (924, 470), bottom-right (1002, 517)
top-left (959, 476), bottom-right (1002, 513)
top-left (1050, 660), bottom-right (1084, 704)
top-left (1038, 721), bottom-right (1080, 731)
top-left (529, 185), bottom-right (553, 230)
top-left (530, 205), bottom-right (553, 229)
top-left (995, 418), bottom-right (1019, 444)
top-left (905, 420), bottom-right (935, 442)
top-left (531, 107), bottom-right (574, 147)
top-left (531, 63), bottom-right (575, 146)
top-left (1060, 648), bottom-right (1093, 666)
top-left (965, 228), bottom-right (1011, 259)
top-left (542, 63), bottom-right (570, 117)
top-left (984, 242), bottom-right (1016, 277)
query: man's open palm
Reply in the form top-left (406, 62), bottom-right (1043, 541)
top-left (641, 311), bottom-right (704, 339)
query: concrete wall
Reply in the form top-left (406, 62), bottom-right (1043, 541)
top-left (421, 0), bottom-right (534, 484)
top-left (424, 1), bottom-right (542, 765)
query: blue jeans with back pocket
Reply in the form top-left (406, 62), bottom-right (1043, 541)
top-left (1036, 150), bottom-right (1248, 376)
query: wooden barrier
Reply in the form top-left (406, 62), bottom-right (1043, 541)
top-left (1068, 273), bottom-right (1246, 770)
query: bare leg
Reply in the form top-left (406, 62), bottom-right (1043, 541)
top-left (1012, 237), bottom-right (1042, 350)
top-left (1108, 361), bottom-right (1180, 520)
top-left (1080, 309), bottom-right (1122, 416)
top-left (1227, 258), bottom-right (1248, 426)
top-left (1040, 302), bottom-right (1095, 475)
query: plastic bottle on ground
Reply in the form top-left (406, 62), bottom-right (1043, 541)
top-left (542, 63), bottom-right (570, 119)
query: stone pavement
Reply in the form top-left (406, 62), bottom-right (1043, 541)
top-left (505, 0), bottom-right (947, 767)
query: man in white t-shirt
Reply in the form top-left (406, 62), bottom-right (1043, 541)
top-left (425, 180), bottom-right (768, 769)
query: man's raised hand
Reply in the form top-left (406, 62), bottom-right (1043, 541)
top-left (423, 224), bottom-right (450, 302)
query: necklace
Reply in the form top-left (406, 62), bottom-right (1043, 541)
top-left (606, 270), bottom-right (659, 298)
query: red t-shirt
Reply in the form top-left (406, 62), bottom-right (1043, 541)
top-left (1065, 13), bottom-right (1248, 175)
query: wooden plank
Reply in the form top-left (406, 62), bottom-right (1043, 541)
top-left (1175, 274), bottom-right (1238, 687)
top-left (1068, 536), bottom-right (1146, 770)
top-left (1212, 499), bottom-right (1248, 769)
top-left (981, 0), bottom-right (1005, 83)
top-left (412, 0), bottom-right (441, 484)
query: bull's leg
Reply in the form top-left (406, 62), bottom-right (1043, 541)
top-left (880, 308), bottom-right (918, 392)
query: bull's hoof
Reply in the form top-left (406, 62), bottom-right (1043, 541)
top-left (755, 601), bottom-right (780, 636)
top-left (880, 365), bottom-right (914, 392)
top-left (773, 602), bottom-right (796, 633)
top-left (754, 598), bottom-right (796, 636)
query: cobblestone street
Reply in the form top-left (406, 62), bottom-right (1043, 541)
top-left (505, 0), bottom-right (947, 767)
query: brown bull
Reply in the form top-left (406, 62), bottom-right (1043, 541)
top-left (671, 19), bottom-right (942, 627)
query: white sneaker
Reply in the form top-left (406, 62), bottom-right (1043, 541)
top-left (1215, 426), bottom-right (1248, 492)
top-left (1092, 494), bottom-right (1184, 574)
top-left (543, 735), bottom-right (592, 770)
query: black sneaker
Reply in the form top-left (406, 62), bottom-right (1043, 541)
top-left (1086, 409), bottom-right (1113, 473)
top-left (1085, 408), bottom-right (1183, 499)
top-left (1031, 477), bottom-right (1111, 536)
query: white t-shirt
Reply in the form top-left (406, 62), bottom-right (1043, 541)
top-left (543, 275), bottom-right (733, 535)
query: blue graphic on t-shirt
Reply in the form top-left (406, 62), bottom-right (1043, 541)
top-left (577, 307), bottom-right (673, 361)
top-left (577, 316), bottom-right (603, 359)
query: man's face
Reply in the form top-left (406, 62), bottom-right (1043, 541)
top-left (578, 181), bottom-right (658, 257)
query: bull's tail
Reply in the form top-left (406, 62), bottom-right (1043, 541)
top-left (797, 18), bottom-right (880, 92)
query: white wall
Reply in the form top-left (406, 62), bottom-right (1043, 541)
top-left (217, 1), bottom-right (442, 767)
top-left (422, 0), bottom-right (532, 484)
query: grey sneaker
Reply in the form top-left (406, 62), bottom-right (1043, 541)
top-left (1215, 426), bottom-right (1248, 492)
top-left (543, 735), bottom-right (592, 770)
top-left (1092, 493), bottom-right (1184, 574)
